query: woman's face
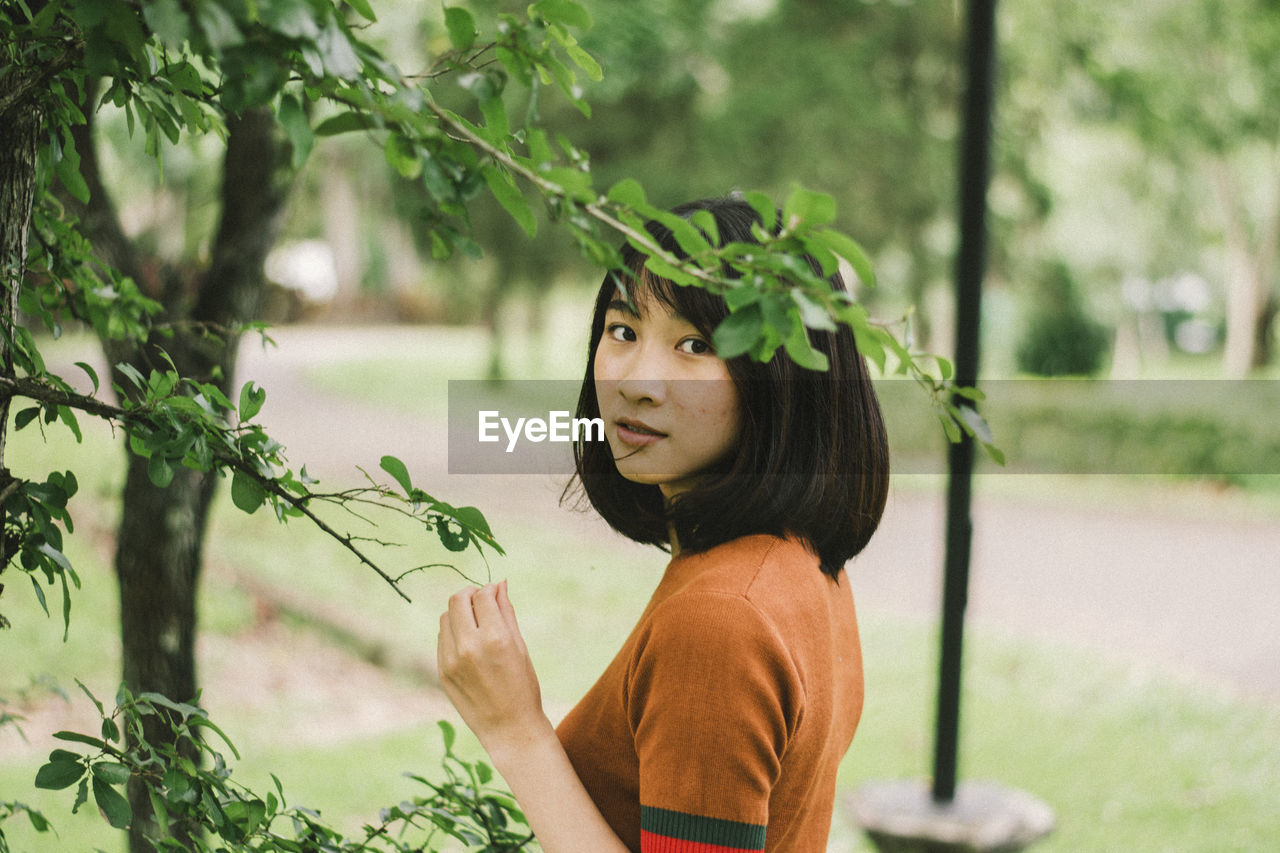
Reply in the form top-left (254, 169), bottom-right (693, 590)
top-left (593, 289), bottom-right (742, 498)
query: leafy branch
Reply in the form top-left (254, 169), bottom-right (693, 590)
top-left (1, 366), bottom-right (501, 627)
top-left (23, 683), bottom-right (534, 852)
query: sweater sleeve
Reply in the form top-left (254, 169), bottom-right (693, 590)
top-left (626, 591), bottom-right (804, 853)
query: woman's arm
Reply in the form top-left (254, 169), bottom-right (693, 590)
top-left (437, 581), bottom-right (631, 853)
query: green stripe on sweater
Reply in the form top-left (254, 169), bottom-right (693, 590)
top-left (640, 805), bottom-right (766, 849)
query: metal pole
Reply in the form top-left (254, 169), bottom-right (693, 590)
top-left (932, 0), bottom-right (998, 805)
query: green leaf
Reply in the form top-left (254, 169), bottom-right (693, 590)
top-left (438, 719), bottom-right (457, 752)
top-left (75, 361), bottom-right (101, 393)
top-left (260, 0), bottom-right (322, 39)
top-left (15, 406), bottom-right (39, 430)
top-left (565, 42), bottom-right (602, 82)
top-left (606, 178), bottom-right (647, 209)
top-left (315, 20), bottom-right (361, 79)
top-left (54, 137), bottom-right (90, 204)
top-left (723, 284), bottom-right (761, 311)
top-left (444, 6), bottom-right (476, 51)
top-left (783, 321), bottom-right (830, 371)
top-left (142, 0), bottom-right (190, 47)
top-left (641, 254), bottom-right (697, 286)
top-left (93, 776), bottom-right (132, 829)
top-left (314, 111), bottom-right (378, 136)
top-left (530, 0), bottom-right (592, 29)
top-left (238, 381), bottom-right (266, 421)
top-left (810, 228), bottom-right (876, 288)
top-left (35, 759), bottom-right (84, 790)
top-left (116, 361), bottom-right (146, 390)
top-left (24, 806), bottom-right (51, 833)
top-left (231, 470), bottom-right (266, 514)
top-left (148, 787), bottom-right (171, 836)
top-left (689, 209), bottom-right (720, 247)
top-left (436, 519), bottom-right (469, 552)
top-left (92, 762), bottom-right (131, 786)
top-left (791, 289), bottom-right (836, 331)
top-left (981, 441), bottom-right (1007, 466)
top-left (345, 0), bottom-right (377, 23)
top-left (782, 184), bottom-right (837, 228)
top-left (186, 715), bottom-right (241, 760)
top-left (665, 215), bottom-right (712, 259)
top-left (853, 327), bottom-right (887, 374)
top-left (147, 455), bottom-right (174, 488)
top-left (60, 567), bottom-right (72, 641)
top-left (957, 404), bottom-right (994, 445)
top-left (743, 191), bottom-right (777, 232)
top-left (449, 505), bottom-right (494, 539)
top-left (379, 455), bottom-right (413, 495)
top-left (711, 304), bottom-right (764, 359)
top-left (53, 730), bottom-right (108, 749)
top-left (480, 93), bottom-right (510, 138)
top-left (385, 133), bottom-right (422, 179)
top-left (482, 166), bottom-right (537, 238)
top-left (30, 577), bottom-right (50, 618)
top-left (934, 356), bottom-right (954, 380)
top-left (278, 94), bottom-right (314, 170)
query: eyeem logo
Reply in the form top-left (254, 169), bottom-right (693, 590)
top-left (478, 410), bottom-right (604, 453)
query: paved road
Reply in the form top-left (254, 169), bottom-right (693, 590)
top-left (237, 326), bottom-right (1280, 704)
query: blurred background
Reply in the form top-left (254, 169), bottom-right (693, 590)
top-left (4, 0), bottom-right (1279, 850)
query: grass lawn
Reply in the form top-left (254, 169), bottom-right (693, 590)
top-left (3, 326), bottom-right (1278, 852)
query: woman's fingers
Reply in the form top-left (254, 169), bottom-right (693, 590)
top-left (469, 582), bottom-right (505, 632)
top-left (441, 583), bottom-right (519, 663)
top-left (496, 580), bottom-right (528, 653)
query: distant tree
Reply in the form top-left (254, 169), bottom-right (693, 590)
top-left (1050, 0), bottom-right (1280, 374)
top-left (1015, 260), bottom-right (1110, 376)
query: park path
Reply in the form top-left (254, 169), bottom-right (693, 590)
top-left (237, 325), bottom-right (1280, 704)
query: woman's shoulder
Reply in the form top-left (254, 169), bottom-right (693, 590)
top-left (666, 533), bottom-right (826, 596)
top-left (653, 534), bottom-right (838, 632)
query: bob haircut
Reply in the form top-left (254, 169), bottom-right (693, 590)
top-left (568, 196), bottom-right (889, 577)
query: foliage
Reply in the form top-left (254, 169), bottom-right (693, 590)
top-left (1014, 261), bottom-right (1109, 377)
top-left (20, 682), bottom-right (532, 851)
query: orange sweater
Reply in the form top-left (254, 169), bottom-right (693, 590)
top-left (556, 535), bottom-right (864, 852)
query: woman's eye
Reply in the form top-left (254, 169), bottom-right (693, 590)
top-left (677, 337), bottom-right (714, 355)
top-left (606, 323), bottom-right (635, 342)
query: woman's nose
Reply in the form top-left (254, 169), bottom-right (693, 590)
top-left (614, 347), bottom-right (669, 404)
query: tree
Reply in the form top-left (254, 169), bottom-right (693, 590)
top-left (1040, 0), bottom-right (1280, 375)
top-left (2, 1), bottom-right (981, 849)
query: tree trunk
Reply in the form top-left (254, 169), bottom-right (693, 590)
top-left (1214, 159), bottom-right (1279, 376)
top-left (69, 99), bottom-right (295, 850)
top-left (0, 79), bottom-right (43, 616)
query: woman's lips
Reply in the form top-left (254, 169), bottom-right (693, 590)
top-left (616, 419), bottom-right (666, 448)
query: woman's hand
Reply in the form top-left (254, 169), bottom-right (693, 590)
top-left (437, 580), bottom-right (549, 753)
top-left (437, 581), bottom-right (630, 853)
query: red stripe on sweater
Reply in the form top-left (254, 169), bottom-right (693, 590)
top-left (640, 829), bottom-right (760, 853)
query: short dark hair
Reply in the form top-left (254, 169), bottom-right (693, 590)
top-left (566, 196), bottom-right (889, 577)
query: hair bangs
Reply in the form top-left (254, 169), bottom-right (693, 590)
top-left (613, 253), bottom-right (729, 343)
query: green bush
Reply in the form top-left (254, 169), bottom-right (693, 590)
top-left (1015, 261), bottom-right (1111, 377)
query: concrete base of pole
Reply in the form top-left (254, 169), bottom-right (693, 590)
top-left (845, 779), bottom-right (1055, 853)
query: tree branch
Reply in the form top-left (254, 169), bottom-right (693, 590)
top-left (0, 373), bottom-right (420, 601)
top-left (0, 374), bottom-right (125, 420)
top-left (0, 40), bottom-right (84, 122)
top-left (419, 99), bottom-right (727, 290)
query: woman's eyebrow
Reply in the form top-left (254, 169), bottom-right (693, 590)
top-left (605, 298), bottom-right (640, 319)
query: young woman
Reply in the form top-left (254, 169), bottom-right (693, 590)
top-left (437, 196), bottom-right (889, 852)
